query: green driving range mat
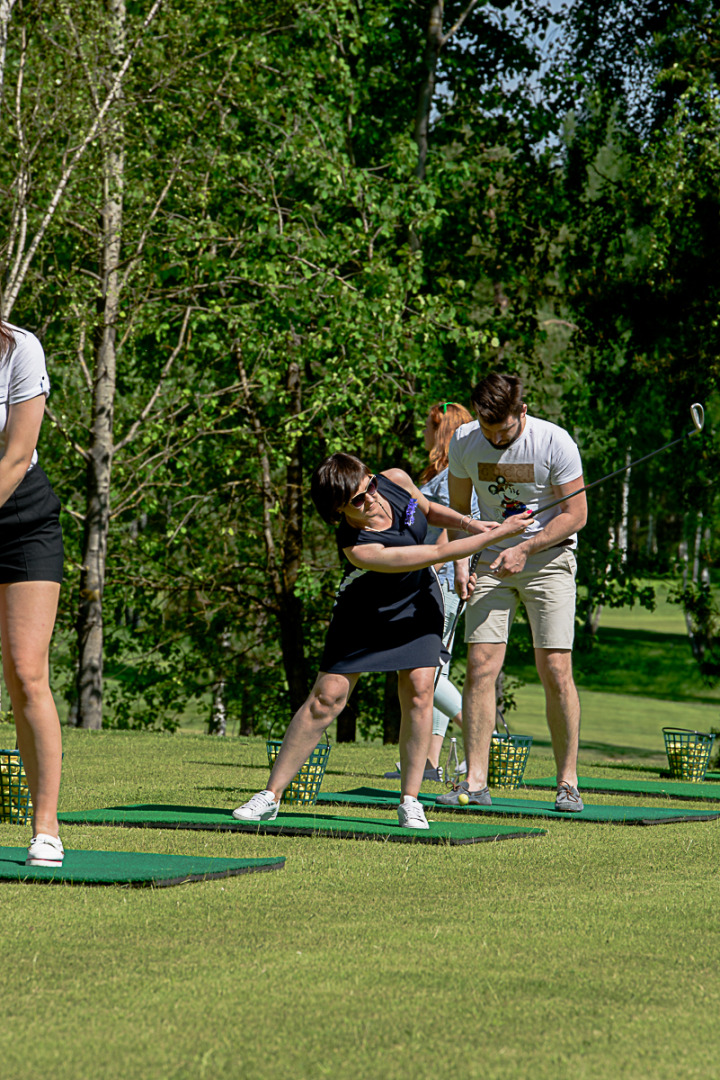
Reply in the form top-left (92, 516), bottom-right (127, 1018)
top-left (316, 787), bottom-right (720, 826)
top-left (58, 803), bottom-right (544, 844)
top-left (0, 845), bottom-right (285, 887)
top-left (523, 775), bottom-right (720, 802)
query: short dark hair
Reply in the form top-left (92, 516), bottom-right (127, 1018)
top-left (471, 373), bottom-right (524, 425)
top-left (311, 453), bottom-right (371, 525)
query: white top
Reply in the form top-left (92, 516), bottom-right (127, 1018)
top-left (448, 414), bottom-right (583, 552)
top-left (0, 324), bottom-right (51, 469)
top-left (420, 466), bottom-right (480, 587)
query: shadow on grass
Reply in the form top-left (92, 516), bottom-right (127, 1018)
top-left (527, 734), bottom-right (666, 761)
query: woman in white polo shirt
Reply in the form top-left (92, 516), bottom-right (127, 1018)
top-left (0, 321), bottom-right (64, 867)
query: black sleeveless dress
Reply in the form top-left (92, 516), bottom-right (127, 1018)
top-left (319, 474), bottom-right (449, 674)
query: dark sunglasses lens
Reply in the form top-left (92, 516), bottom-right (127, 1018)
top-left (351, 476), bottom-right (376, 509)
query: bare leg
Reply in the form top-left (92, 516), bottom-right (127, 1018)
top-left (463, 642), bottom-right (506, 790)
top-left (535, 648), bottom-right (580, 787)
top-left (267, 671), bottom-right (359, 799)
top-left (0, 581), bottom-right (62, 838)
top-left (397, 667), bottom-right (434, 799)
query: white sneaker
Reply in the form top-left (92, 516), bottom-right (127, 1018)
top-left (26, 833), bottom-right (64, 867)
top-left (397, 796), bottom-right (429, 830)
top-left (232, 790), bottom-right (280, 822)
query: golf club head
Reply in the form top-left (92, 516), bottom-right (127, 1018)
top-left (691, 403), bottom-right (705, 433)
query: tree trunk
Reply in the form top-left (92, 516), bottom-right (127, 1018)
top-left (278, 359), bottom-right (308, 714)
top-left (237, 349), bottom-right (308, 715)
top-left (336, 703), bottom-right (356, 743)
top-left (208, 628), bottom-right (230, 735)
top-left (413, 2), bottom-right (443, 184)
top-left (76, 0), bottom-right (125, 729)
top-left (679, 527), bottom-right (703, 662)
top-left (618, 450), bottom-right (631, 564)
top-left (646, 487), bottom-right (657, 557)
top-left (0, 0), bottom-right (17, 126)
top-left (383, 671), bottom-right (401, 744)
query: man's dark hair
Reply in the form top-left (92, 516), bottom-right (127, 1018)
top-left (311, 453), bottom-right (371, 524)
top-left (470, 373), bottom-right (524, 425)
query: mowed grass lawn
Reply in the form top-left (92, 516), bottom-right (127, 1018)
top-left (1, 722), bottom-right (719, 1080)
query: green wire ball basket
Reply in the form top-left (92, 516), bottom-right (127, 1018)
top-left (487, 733), bottom-right (532, 789)
top-left (663, 728), bottom-right (715, 782)
top-left (0, 749), bottom-right (32, 824)
top-left (266, 737), bottom-right (331, 805)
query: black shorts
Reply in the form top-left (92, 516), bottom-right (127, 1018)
top-left (0, 465), bottom-right (64, 583)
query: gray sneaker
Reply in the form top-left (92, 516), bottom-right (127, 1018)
top-left (554, 781), bottom-right (584, 813)
top-left (436, 780), bottom-right (492, 807)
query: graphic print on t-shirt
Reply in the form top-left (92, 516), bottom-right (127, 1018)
top-left (477, 462), bottom-right (535, 519)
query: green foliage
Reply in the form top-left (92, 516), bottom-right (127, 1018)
top-left (3, 0), bottom-right (719, 731)
top-left (669, 579), bottom-right (720, 682)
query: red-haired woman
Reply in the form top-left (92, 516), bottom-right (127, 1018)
top-left (384, 402), bottom-right (477, 782)
top-left (0, 322), bottom-right (64, 866)
top-left (234, 452), bottom-right (532, 829)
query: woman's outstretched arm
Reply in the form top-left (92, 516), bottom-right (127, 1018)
top-left (343, 511), bottom-right (533, 574)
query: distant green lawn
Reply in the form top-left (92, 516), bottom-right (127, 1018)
top-left (484, 579), bottom-right (720, 708)
top-left (1, 729), bottom-right (719, 1080)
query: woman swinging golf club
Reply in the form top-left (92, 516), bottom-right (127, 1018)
top-left (234, 453), bottom-right (532, 829)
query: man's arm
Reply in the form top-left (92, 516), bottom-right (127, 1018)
top-left (489, 475), bottom-right (587, 576)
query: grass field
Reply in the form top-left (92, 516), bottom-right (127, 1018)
top-left (1, 722), bottom-right (719, 1080)
top-left (2, 584), bottom-right (718, 1079)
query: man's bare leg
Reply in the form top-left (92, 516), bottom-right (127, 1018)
top-left (463, 642), bottom-right (506, 790)
top-left (535, 648), bottom-right (580, 787)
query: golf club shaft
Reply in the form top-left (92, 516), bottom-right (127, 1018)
top-left (433, 551), bottom-right (482, 689)
top-left (532, 404), bottom-right (705, 516)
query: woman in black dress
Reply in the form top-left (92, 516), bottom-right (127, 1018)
top-left (234, 453), bottom-right (531, 829)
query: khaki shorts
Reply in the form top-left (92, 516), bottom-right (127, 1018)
top-left (465, 548), bottom-right (577, 650)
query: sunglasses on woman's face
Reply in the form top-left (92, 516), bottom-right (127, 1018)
top-left (350, 475), bottom-right (378, 509)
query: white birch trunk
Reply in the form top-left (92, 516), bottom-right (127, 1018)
top-left (77, 0), bottom-right (126, 728)
top-left (617, 449), bottom-right (631, 565)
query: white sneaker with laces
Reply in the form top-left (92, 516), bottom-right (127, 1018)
top-left (232, 790), bottom-right (280, 822)
top-left (397, 796), bottom-right (429, 830)
top-left (26, 833), bottom-right (64, 867)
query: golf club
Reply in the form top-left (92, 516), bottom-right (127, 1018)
top-left (508, 402), bottom-right (705, 518)
top-left (434, 548), bottom-right (484, 691)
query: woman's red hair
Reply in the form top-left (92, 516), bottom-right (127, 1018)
top-left (419, 402), bottom-right (473, 484)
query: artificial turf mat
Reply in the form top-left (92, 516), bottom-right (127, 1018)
top-left (0, 846), bottom-right (285, 887)
top-left (58, 804), bottom-right (545, 844)
top-left (524, 775), bottom-right (720, 802)
top-left (315, 787), bottom-right (720, 826)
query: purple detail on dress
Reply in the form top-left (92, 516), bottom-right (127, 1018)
top-left (404, 498), bottom-right (418, 526)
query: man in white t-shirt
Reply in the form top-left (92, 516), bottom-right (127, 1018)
top-left (438, 373), bottom-right (588, 812)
